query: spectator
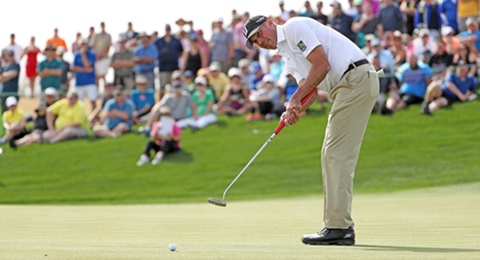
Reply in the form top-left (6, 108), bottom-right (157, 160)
top-left (412, 29), bottom-right (437, 59)
top-left (21, 36), bottom-right (41, 98)
top-left (249, 74), bottom-right (286, 120)
top-left (131, 75), bottom-right (155, 124)
top-left (428, 38), bottom-right (454, 80)
top-left (267, 51), bottom-right (285, 82)
top-left (383, 53), bottom-right (433, 114)
top-left (72, 38), bottom-right (97, 111)
top-left (87, 26), bottom-right (95, 47)
top-left (38, 44), bottom-right (63, 102)
top-left (232, 12), bottom-right (257, 67)
top-left (457, 0), bottom-right (479, 32)
top-left (71, 32), bottom-right (82, 55)
top-left (0, 49), bottom-right (20, 113)
top-left (209, 17), bottom-right (234, 73)
top-left (389, 31), bottom-right (407, 68)
top-left (343, 0), bottom-right (359, 18)
top-left (422, 60), bottom-right (477, 114)
top-left (0, 97), bottom-right (27, 147)
top-left (370, 55), bottom-right (398, 113)
top-left (11, 103), bottom-right (48, 148)
top-left (206, 61), bottom-right (230, 102)
top-left (249, 61), bottom-right (265, 94)
top-left (238, 58), bottom-right (253, 88)
top-left (155, 24), bottom-right (184, 100)
top-left (183, 70), bottom-right (196, 93)
top-left (136, 106), bottom-right (181, 166)
top-left (330, 1), bottom-right (356, 43)
top-left (46, 28), bottom-right (68, 54)
top-left (400, 0), bottom-right (420, 36)
top-left (312, 1), bottom-right (329, 25)
top-left (111, 34), bottom-right (135, 92)
top-left (351, 2), bottom-right (382, 47)
top-left (188, 77), bottom-right (218, 129)
top-left (134, 32), bottom-right (158, 90)
top-left (367, 39), bottom-right (395, 74)
top-left (442, 26), bottom-right (460, 55)
top-left (195, 29), bottom-right (211, 66)
top-left (56, 46), bottom-right (71, 96)
top-left (452, 42), bottom-right (477, 77)
top-left (458, 18), bottom-right (480, 55)
top-left (43, 87), bottom-right (59, 107)
top-left (215, 67), bottom-right (251, 116)
top-left (179, 36), bottom-right (208, 77)
top-left (90, 22), bottom-right (112, 88)
top-left (439, 0), bottom-right (459, 33)
top-left (93, 89), bottom-right (133, 138)
top-left (42, 91), bottom-right (89, 144)
top-left (414, 0), bottom-right (442, 39)
top-left (125, 22), bottom-right (139, 40)
top-left (88, 82), bottom-right (117, 126)
top-left (278, 0), bottom-right (291, 23)
top-left (300, 0), bottom-right (316, 17)
top-left (361, 34), bottom-right (376, 56)
top-left (378, 0), bottom-right (403, 34)
top-left (4, 34), bottom-right (22, 64)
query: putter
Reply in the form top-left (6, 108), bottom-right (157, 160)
top-left (208, 88), bottom-right (318, 207)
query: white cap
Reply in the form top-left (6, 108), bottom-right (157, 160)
top-left (171, 70), bottom-right (182, 80)
top-left (44, 87), bottom-right (58, 96)
top-left (441, 26), bottom-right (454, 36)
top-left (194, 77), bottom-right (207, 85)
top-left (216, 17), bottom-right (224, 23)
top-left (5, 96), bottom-right (17, 107)
top-left (228, 67), bottom-right (241, 78)
top-left (262, 74), bottom-right (275, 83)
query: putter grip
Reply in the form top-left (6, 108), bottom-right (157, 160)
top-left (274, 88), bottom-right (317, 135)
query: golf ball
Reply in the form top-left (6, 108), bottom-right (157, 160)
top-left (169, 243), bottom-right (176, 251)
top-left (252, 129), bottom-right (259, 134)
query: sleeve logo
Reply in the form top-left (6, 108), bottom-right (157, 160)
top-left (297, 40), bottom-right (307, 52)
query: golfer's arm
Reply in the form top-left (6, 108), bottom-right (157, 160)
top-left (290, 45), bottom-right (330, 107)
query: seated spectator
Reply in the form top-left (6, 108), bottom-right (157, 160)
top-left (249, 74), bottom-right (286, 120)
top-left (428, 38), bottom-right (454, 81)
top-left (183, 70), bottom-right (196, 93)
top-left (93, 90), bottom-right (134, 138)
top-left (457, 18), bottom-right (480, 55)
top-left (412, 29), bottom-right (438, 59)
top-left (389, 31), bottom-right (408, 68)
top-left (136, 106), bottom-right (181, 166)
top-left (370, 55), bottom-right (398, 113)
top-left (215, 67), bottom-right (251, 116)
top-left (367, 39), bottom-right (395, 74)
top-left (185, 77), bottom-right (218, 129)
top-left (249, 61), bottom-right (265, 93)
top-left (131, 75), bottom-right (155, 124)
top-left (11, 103), bottom-right (49, 148)
top-left (88, 82), bottom-right (117, 126)
top-left (42, 91), bottom-right (89, 143)
top-left (362, 34), bottom-right (376, 56)
top-left (453, 42), bottom-right (477, 77)
top-left (383, 53), bottom-right (433, 114)
top-left (442, 26), bottom-right (460, 55)
top-left (0, 97), bottom-right (27, 147)
top-left (206, 61), bottom-right (230, 102)
top-left (422, 60), bottom-right (477, 115)
top-left (44, 87), bottom-right (59, 107)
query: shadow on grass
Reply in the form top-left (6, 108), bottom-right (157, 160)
top-left (356, 244), bottom-right (480, 253)
top-left (167, 149), bottom-right (194, 163)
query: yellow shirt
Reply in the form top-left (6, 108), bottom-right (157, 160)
top-left (458, 0), bottom-right (479, 18)
top-left (2, 109), bottom-right (25, 133)
top-left (48, 99), bottom-right (89, 130)
top-left (207, 73), bottom-right (230, 100)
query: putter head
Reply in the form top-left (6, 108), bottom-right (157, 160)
top-left (208, 197), bottom-right (227, 207)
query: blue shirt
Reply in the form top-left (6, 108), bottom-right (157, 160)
top-left (439, 0), bottom-right (458, 31)
top-left (459, 30), bottom-right (480, 53)
top-left (73, 50), bottom-right (96, 86)
top-left (130, 88), bottom-right (155, 111)
top-left (396, 62), bottom-right (433, 98)
top-left (442, 73), bottom-right (477, 99)
top-left (103, 98), bottom-right (134, 130)
top-left (1, 62), bottom-right (20, 93)
top-left (134, 44), bottom-right (158, 73)
top-left (379, 5), bottom-right (404, 32)
top-left (154, 36), bottom-right (183, 72)
top-left (38, 58), bottom-right (63, 90)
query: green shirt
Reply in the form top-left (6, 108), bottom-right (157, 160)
top-left (38, 58), bottom-right (63, 90)
top-left (192, 89), bottom-right (215, 116)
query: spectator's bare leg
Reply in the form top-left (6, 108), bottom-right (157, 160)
top-left (49, 127), bottom-right (78, 143)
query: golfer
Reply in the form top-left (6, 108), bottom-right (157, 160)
top-left (244, 16), bottom-right (379, 245)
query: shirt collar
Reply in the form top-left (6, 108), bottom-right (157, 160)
top-left (276, 25), bottom-right (286, 47)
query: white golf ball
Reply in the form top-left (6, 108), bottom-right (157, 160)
top-left (168, 243), bottom-right (176, 251)
top-left (252, 129), bottom-right (259, 134)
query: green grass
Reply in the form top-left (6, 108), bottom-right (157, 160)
top-left (1, 100), bottom-right (479, 204)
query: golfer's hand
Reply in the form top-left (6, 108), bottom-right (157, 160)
top-left (283, 99), bottom-right (301, 126)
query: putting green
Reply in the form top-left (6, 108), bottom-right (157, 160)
top-left (1, 184), bottom-right (479, 259)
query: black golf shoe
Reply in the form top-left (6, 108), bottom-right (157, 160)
top-left (301, 226), bottom-right (355, 246)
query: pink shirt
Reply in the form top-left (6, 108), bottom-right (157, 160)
top-left (151, 120), bottom-right (181, 147)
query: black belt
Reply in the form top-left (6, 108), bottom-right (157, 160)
top-left (343, 59), bottom-right (369, 76)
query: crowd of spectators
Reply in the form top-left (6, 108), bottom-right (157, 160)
top-left (1, 0), bottom-right (479, 163)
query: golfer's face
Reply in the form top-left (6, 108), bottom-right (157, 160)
top-left (250, 24), bottom-right (276, 50)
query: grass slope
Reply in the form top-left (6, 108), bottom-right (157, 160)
top-left (0, 101), bottom-right (479, 204)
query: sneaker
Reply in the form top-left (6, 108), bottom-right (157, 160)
top-left (136, 155), bottom-right (150, 167)
top-left (246, 113), bottom-right (254, 122)
top-left (254, 113), bottom-right (262, 120)
top-left (301, 226), bottom-right (355, 246)
top-left (151, 154), bottom-right (163, 165)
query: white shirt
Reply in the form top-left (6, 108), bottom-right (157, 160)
top-left (5, 44), bottom-right (23, 63)
top-left (276, 17), bottom-right (366, 92)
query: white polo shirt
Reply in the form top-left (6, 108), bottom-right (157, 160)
top-left (276, 17), bottom-right (366, 92)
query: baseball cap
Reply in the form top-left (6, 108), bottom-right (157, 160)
top-left (262, 74), bottom-right (274, 83)
top-left (2, 48), bottom-right (14, 56)
top-left (441, 26), bottom-right (454, 36)
top-left (238, 58), bottom-right (251, 68)
top-left (5, 96), bottom-right (17, 107)
top-left (194, 77), bottom-right (207, 85)
top-left (243, 15), bottom-right (268, 49)
top-left (135, 74), bottom-right (148, 84)
top-left (209, 61), bottom-right (222, 71)
top-left (56, 46), bottom-right (66, 55)
top-left (330, 1), bottom-right (342, 8)
top-left (184, 70), bottom-right (194, 78)
top-left (44, 87), bottom-right (58, 96)
top-left (172, 70), bottom-right (182, 80)
top-left (250, 61), bottom-right (262, 73)
top-left (228, 67), bottom-right (241, 78)
top-left (371, 39), bottom-right (381, 47)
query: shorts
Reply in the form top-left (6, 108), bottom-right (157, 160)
top-left (71, 128), bottom-right (88, 138)
top-left (441, 91), bottom-right (458, 106)
top-left (75, 84), bottom-right (98, 101)
top-left (159, 72), bottom-right (173, 92)
top-left (95, 58), bottom-right (110, 76)
top-left (400, 93), bottom-right (423, 106)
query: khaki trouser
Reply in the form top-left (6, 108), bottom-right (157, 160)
top-left (322, 64), bottom-right (379, 229)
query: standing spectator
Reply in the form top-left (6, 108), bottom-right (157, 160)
top-left (278, 1), bottom-right (291, 23)
top-left (155, 24), bottom-right (184, 100)
top-left (125, 22), bottom-right (139, 40)
top-left (131, 75), bottom-right (155, 123)
top-left (87, 26), bottom-right (95, 44)
top-left (384, 53), bottom-right (433, 113)
top-left (313, 1), bottom-right (329, 25)
top-left (439, 0), bottom-right (459, 33)
top-left (4, 34), bottom-right (22, 64)
top-left (72, 39), bottom-right (97, 111)
top-left (351, 2), bottom-right (382, 46)
top-left (389, 31), bottom-right (407, 68)
top-left (136, 106), bottom-right (181, 166)
top-left (71, 32), bottom-right (82, 55)
top-left (343, 0), bottom-right (359, 18)
top-left (378, 0), bottom-right (403, 34)
top-left (207, 61), bottom-right (230, 102)
top-left (110, 34), bottom-right (135, 92)
top-left (46, 28), bottom-right (68, 54)
top-left (422, 60), bottom-right (477, 114)
top-left (90, 22), bottom-right (112, 88)
top-left (93, 89), bottom-right (133, 138)
top-left (400, 0), bottom-right (420, 36)
top-left (0, 49), bottom-right (20, 113)
top-left (209, 17), bottom-right (234, 73)
top-left (330, 1), bottom-right (356, 43)
top-left (179, 36), bottom-right (207, 77)
top-left (195, 29), bottom-right (211, 66)
top-left (300, 1), bottom-right (316, 17)
top-left (457, 0), bottom-right (479, 32)
top-left (215, 67), bottom-right (251, 116)
top-left (56, 46), bottom-right (71, 95)
top-left (414, 0), bottom-right (442, 39)
top-left (42, 91), bottom-right (89, 144)
top-left (21, 36), bottom-right (41, 98)
top-left (37, 45), bottom-right (63, 101)
top-left (0, 96), bottom-right (27, 147)
top-left (134, 32), bottom-right (158, 90)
